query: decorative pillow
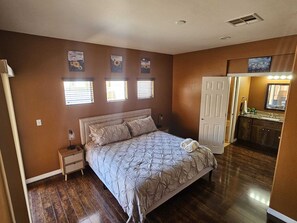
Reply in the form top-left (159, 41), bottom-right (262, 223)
top-left (126, 116), bottom-right (157, 137)
top-left (123, 115), bottom-right (148, 122)
top-left (91, 123), bottom-right (131, 146)
top-left (89, 119), bottom-right (123, 138)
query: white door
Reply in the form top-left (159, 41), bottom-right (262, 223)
top-left (199, 77), bottom-right (230, 154)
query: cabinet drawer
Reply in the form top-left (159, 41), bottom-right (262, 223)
top-left (64, 152), bottom-right (83, 165)
top-left (253, 119), bottom-right (282, 129)
top-left (65, 161), bottom-right (84, 173)
top-left (253, 119), bottom-right (273, 128)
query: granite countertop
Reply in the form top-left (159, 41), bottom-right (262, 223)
top-left (240, 113), bottom-right (284, 123)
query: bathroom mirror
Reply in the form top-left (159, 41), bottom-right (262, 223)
top-left (265, 84), bottom-right (289, 111)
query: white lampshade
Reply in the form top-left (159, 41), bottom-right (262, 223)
top-left (68, 130), bottom-right (75, 140)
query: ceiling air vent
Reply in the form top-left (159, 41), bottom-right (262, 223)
top-left (227, 13), bottom-right (263, 27)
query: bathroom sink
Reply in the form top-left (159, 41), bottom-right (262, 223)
top-left (260, 117), bottom-right (280, 122)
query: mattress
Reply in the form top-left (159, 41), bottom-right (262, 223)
top-left (85, 131), bottom-right (217, 222)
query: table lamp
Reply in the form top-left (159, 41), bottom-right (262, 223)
top-left (68, 129), bottom-right (76, 150)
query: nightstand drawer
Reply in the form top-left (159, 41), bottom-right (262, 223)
top-left (65, 161), bottom-right (84, 173)
top-left (64, 153), bottom-right (83, 165)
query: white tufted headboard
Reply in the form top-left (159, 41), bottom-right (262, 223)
top-left (79, 108), bottom-right (151, 145)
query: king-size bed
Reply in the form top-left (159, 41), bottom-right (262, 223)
top-left (79, 109), bottom-right (217, 222)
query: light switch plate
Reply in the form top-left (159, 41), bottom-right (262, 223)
top-left (36, 119), bottom-right (42, 126)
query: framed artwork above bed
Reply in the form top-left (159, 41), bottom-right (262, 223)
top-left (68, 51), bottom-right (85, 72)
top-left (140, 58), bottom-right (150, 73)
top-left (110, 55), bottom-right (123, 73)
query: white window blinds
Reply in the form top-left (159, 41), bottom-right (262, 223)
top-left (63, 80), bottom-right (94, 105)
top-left (106, 80), bottom-right (128, 102)
top-left (137, 80), bottom-right (154, 99)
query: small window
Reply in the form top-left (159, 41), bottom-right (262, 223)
top-left (63, 80), bottom-right (94, 105)
top-left (106, 80), bottom-right (128, 102)
top-left (137, 80), bottom-right (154, 99)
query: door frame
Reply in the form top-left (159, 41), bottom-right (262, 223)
top-left (228, 76), bottom-right (240, 143)
top-left (226, 72), bottom-right (292, 143)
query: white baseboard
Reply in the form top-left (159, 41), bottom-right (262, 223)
top-left (267, 207), bottom-right (297, 223)
top-left (26, 169), bottom-right (61, 184)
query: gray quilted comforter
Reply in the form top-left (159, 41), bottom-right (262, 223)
top-left (85, 131), bottom-right (217, 223)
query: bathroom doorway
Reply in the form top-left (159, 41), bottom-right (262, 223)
top-left (225, 72), bottom-right (291, 148)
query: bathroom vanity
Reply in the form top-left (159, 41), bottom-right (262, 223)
top-left (237, 114), bottom-right (283, 151)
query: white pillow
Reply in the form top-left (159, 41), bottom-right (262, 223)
top-left (91, 123), bottom-right (131, 146)
top-left (126, 116), bottom-right (157, 137)
top-left (123, 115), bottom-right (148, 122)
top-left (89, 119), bottom-right (123, 137)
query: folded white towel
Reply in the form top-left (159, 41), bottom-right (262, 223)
top-left (198, 145), bottom-right (211, 152)
top-left (180, 138), bottom-right (193, 149)
top-left (184, 140), bottom-right (199, 152)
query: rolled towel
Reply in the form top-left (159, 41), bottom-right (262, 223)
top-left (184, 140), bottom-right (200, 153)
top-left (180, 138), bottom-right (193, 149)
top-left (198, 145), bottom-right (211, 152)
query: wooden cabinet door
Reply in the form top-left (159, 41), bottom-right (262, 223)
top-left (238, 117), bottom-right (252, 141)
top-left (272, 130), bottom-right (281, 150)
top-left (238, 116), bottom-right (282, 150)
top-left (251, 127), bottom-right (277, 148)
top-left (251, 125), bottom-right (265, 145)
top-left (263, 128), bottom-right (274, 148)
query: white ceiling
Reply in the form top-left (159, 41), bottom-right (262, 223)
top-left (0, 0), bottom-right (297, 55)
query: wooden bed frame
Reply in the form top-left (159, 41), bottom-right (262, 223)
top-left (79, 108), bottom-right (213, 216)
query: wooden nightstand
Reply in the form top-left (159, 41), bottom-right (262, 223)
top-left (58, 145), bottom-right (84, 181)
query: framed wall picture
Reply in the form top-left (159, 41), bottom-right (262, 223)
top-left (110, 55), bottom-right (123, 73)
top-left (248, 56), bottom-right (272, 73)
top-left (68, 51), bottom-right (85, 72)
top-left (140, 58), bottom-right (150, 73)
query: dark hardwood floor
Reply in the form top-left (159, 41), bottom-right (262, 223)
top-left (28, 144), bottom-right (279, 223)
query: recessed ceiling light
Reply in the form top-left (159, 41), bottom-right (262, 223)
top-left (220, 36), bottom-right (231, 40)
top-left (176, 20), bottom-right (187, 25)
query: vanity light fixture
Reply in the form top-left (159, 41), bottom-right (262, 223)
top-left (280, 75), bottom-right (286, 80)
top-left (267, 74), bottom-right (292, 80)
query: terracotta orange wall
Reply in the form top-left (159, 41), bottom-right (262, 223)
top-left (172, 35), bottom-right (297, 138)
top-left (248, 77), bottom-right (290, 112)
top-left (269, 48), bottom-right (297, 220)
top-left (0, 31), bottom-right (173, 178)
